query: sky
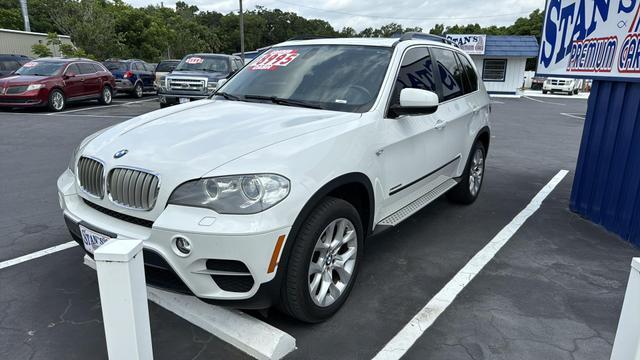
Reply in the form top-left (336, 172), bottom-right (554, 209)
top-left (124, 0), bottom-right (546, 32)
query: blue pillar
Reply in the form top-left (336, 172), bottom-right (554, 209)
top-left (570, 80), bottom-right (640, 247)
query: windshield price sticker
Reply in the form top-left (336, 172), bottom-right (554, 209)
top-left (250, 50), bottom-right (299, 70)
top-left (23, 62), bottom-right (37, 67)
top-left (185, 57), bottom-right (204, 64)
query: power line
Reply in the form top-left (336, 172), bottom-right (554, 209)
top-left (269, 0), bottom-right (536, 21)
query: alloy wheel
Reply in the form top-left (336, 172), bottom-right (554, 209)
top-left (103, 87), bottom-right (112, 104)
top-left (469, 148), bottom-right (484, 196)
top-left (308, 218), bottom-right (358, 307)
top-left (51, 92), bottom-right (64, 111)
top-left (135, 84), bottom-right (143, 98)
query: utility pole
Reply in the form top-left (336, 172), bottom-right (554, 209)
top-left (19, 0), bottom-right (31, 32)
top-left (239, 0), bottom-right (245, 62)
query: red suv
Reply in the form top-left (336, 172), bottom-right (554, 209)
top-left (0, 58), bottom-right (116, 112)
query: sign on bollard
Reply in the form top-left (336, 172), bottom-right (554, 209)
top-left (611, 258), bottom-right (640, 360)
top-left (94, 240), bottom-right (153, 360)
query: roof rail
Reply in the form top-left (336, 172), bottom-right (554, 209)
top-left (395, 32), bottom-right (459, 47)
top-left (287, 35), bottom-right (336, 41)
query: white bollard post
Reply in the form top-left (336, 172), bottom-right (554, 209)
top-left (95, 240), bottom-right (153, 360)
top-left (611, 258), bottom-right (640, 360)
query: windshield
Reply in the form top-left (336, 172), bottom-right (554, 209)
top-left (15, 61), bottom-right (66, 76)
top-left (103, 61), bottom-right (128, 71)
top-left (156, 61), bottom-right (179, 72)
top-left (175, 56), bottom-right (230, 73)
top-left (218, 45), bottom-right (393, 113)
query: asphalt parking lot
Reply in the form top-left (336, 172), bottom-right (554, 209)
top-left (1, 94), bottom-right (639, 360)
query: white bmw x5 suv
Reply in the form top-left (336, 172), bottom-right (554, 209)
top-left (58, 33), bottom-right (491, 323)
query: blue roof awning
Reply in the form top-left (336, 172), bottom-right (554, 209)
top-left (483, 35), bottom-right (539, 57)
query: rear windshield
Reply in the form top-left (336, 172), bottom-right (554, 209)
top-left (15, 61), bottom-right (66, 76)
top-left (175, 56), bottom-right (229, 73)
top-left (156, 61), bottom-right (179, 72)
top-left (103, 61), bottom-right (128, 71)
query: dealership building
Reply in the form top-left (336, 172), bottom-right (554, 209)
top-left (447, 34), bottom-right (539, 95)
top-left (0, 28), bottom-right (73, 58)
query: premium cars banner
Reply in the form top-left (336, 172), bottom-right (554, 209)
top-left (537, 0), bottom-right (640, 80)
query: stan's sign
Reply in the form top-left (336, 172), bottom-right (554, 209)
top-left (446, 35), bottom-right (486, 55)
top-left (538, 0), bottom-right (640, 80)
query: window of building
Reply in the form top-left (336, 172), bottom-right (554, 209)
top-left (482, 59), bottom-right (507, 82)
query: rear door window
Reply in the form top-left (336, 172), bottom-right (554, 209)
top-left (78, 63), bottom-right (95, 74)
top-left (431, 48), bottom-right (465, 101)
top-left (456, 53), bottom-right (478, 94)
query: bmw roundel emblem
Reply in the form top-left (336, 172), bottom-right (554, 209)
top-left (113, 149), bottom-right (128, 159)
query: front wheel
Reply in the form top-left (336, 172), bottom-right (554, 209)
top-left (48, 89), bottom-right (65, 112)
top-left (280, 197), bottom-right (363, 323)
top-left (447, 141), bottom-right (486, 204)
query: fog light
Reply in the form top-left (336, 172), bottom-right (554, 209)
top-left (174, 236), bottom-right (191, 255)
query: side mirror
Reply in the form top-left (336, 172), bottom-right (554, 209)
top-left (217, 78), bottom-right (228, 88)
top-left (389, 88), bottom-right (439, 118)
top-left (64, 71), bottom-right (76, 79)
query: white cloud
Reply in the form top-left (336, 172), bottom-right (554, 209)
top-left (127, 0), bottom-right (545, 32)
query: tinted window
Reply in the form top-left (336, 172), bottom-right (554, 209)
top-left (156, 61), bottom-right (178, 72)
top-left (175, 55), bottom-right (230, 73)
top-left (78, 63), bottom-right (95, 74)
top-left (0, 60), bottom-right (20, 72)
top-left (391, 47), bottom-right (436, 107)
top-left (103, 61), bottom-right (128, 71)
top-left (221, 45), bottom-right (393, 113)
top-left (432, 48), bottom-right (465, 101)
top-left (456, 53), bottom-right (478, 93)
top-left (16, 61), bottom-right (66, 76)
top-left (65, 64), bottom-right (81, 75)
top-left (483, 59), bottom-right (507, 81)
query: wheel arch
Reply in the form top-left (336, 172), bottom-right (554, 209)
top-left (475, 126), bottom-right (491, 155)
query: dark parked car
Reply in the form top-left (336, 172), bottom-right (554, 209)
top-left (531, 76), bottom-right (546, 90)
top-left (154, 59), bottom-right (180, 90)
top-left (0, 54), bottom-right (32, 77)
top-left (102, 59), bottom-right (155, 98)
top-left (0, 58), bottom-right (116, 112)
top-left (157, 53), bottom-right (242, 108)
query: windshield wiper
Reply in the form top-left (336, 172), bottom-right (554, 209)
top-left (215, 92), bottom-right (241, 101)
top-left (243, 95), bottom-right (325, 110)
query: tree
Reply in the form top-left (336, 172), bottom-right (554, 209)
top-left (31, 43), bottom-right (52, 57)
top-left (429, 24), bottom-right (445, 36)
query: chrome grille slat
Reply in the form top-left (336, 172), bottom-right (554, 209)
top-left (77, 157), bottom-right (104, 198)
top-left (107, 167), bottom-right (159, 211)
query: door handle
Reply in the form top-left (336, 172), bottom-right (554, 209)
top-left (434, 119), bottom-right (446, 130)
top-left (80, 77), bottom-right (85, 82)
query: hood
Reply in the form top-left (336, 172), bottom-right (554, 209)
top-left (0, 75), bottom-right (54, 86)
top-left (82, 99), bottom-right (360, 182)
top-left (168, 70), bottom-right (228, 81)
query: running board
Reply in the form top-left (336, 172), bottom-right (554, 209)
top-left (377, 179), bottom-right (459, 227)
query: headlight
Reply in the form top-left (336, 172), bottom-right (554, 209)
top-left (168, 174), bottom-right (290, 214)
top-left (207, 82), bottom-right (218, 93)
top-left (26, 84), bottom-right (45, 91)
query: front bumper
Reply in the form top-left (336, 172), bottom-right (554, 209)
top-left (57, 169), bottom-right (291, 307)
top-left (0, 92), bottom-right (46, 107)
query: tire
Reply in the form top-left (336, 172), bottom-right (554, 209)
top-left (542, 90), bottom-right (548, 94)
top-left (47, 89), bottom-right (65, 112)
top-left (447, 141), bottom-right (486, 205)
top-left (280, 197), bottom-right (364, 323)
top-left (574, 89), bottom-right (579, 95)
top-left (98, 86), bottom-right (113, 105)
top-left (160, 102), bottom-right (170, 109)
top-left (131, 82), bottom-right (143, 98)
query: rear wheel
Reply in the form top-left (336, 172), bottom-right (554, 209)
top-left (48, 89), bottom-right (65, 112)
top-left (280, 197), bottom-right (363, 323)
top-left (447, 141), bottom-right (486, 205)
top-left (542, 90), bottom-right (548, 94)
top-left (131, 82), bottom-right (143, 98)
top-left (98, 86), bottom-right (113, 105)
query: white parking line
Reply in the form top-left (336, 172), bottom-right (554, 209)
top-left (44, 98), bottom-right (157, 116)
top-left (523, 96), bottom-right (566, 106)
top-left (0, 241), bottom-right (77, 270)
top-left (372, 169), bottom-right (569, 360)
top-left (560, 112), bottom-right (586, 120)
